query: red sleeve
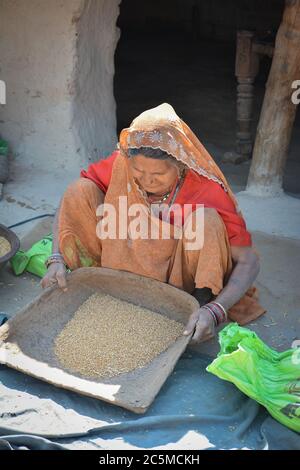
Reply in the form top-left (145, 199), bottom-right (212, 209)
top-left (202, 182), bottom-right (252, 247)
top-left (80, 150), bottom-right (119, 193)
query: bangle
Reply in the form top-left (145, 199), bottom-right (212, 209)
top-left (46, 259), bottom-right (65, 269)
top-left (209, 303), bottom-right (226, 324)
top-left (210, 302), bottom-right (228, 322)
top-left (202, 305), bottom-right (218, 327)
top-left (202, 302), bottom-right (228, 326)
top-left (45, 254), bottom-right (66, 269)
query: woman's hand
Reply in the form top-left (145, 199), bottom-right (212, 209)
top-left (40, 262), bottom-right (67, 291)
top-left (183, 308), bottom-right (215, 344)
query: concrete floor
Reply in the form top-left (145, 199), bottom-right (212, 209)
top-left (0, 34), bottom-right (299, 355)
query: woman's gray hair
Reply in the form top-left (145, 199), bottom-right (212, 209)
top-left (127, 147), bottom-right (187, 176)
top-left (127, 147), bottom-right (174, 162)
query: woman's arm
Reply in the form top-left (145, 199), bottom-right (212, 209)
top-left (41, 201), bottom-right (68, 291)
top-left (184, 246), bottom-right (260, 343)
top-left (214, 246), bottom-right (260, 310)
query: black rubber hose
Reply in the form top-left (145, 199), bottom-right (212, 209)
top-left (0, 313), bottom-right (8, 326)
top-left (8, 213), bottom-right (55, 229)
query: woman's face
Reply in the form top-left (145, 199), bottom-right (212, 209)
top-left (129, 154), bottom-right (179, 195)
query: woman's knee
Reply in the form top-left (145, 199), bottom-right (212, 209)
top-left (64, 178), bottom-right (104, 206)
top-left (183, 207), bottom-right (226, 251)
top-left (65, 177), bottom-right (97, 196)
top-left (203, 208), bottom-right (225, 233)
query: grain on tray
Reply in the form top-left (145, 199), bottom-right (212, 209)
top-left (0, 236), bottom-right (11, 258)
top-left (54, 293), bottom-right (184, 379)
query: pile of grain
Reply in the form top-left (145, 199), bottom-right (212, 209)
top-left (0, 236), bottom-right (11, 258)
top-left (54, 293), bottom-right (184, 379)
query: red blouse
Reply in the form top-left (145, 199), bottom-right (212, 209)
top-left (80, 151), bottom-right (252, 246)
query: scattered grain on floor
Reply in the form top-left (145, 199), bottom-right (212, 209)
top-left (0, 236), bottom-right (11, 257)
top-left (54, 293), bottom-right (184, 379)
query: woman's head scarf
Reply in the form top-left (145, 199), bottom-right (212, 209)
top-left (119, 103), bottom-right (237, 207)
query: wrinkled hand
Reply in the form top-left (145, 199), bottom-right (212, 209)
top-left (183, 307), bottom-right (215, 344)
top-left (40, 262), bottom-right (67, 291)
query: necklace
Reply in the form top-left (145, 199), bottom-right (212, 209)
top-left (147, 190), bottom-right (172, 204)
top-left (147, 176), bottom-right (183, 206)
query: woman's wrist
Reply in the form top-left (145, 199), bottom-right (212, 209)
top-left (45, 253), bottom-right (66, 269)
top-left (201, 301), bottom-right (228, 326)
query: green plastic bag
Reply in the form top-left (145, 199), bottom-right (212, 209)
top-left (207, 323), bottom-right (300, 433)
top-left (0, 139), bottom-right (9, 156)
top-left (10, 234), bottom-right (53, 278)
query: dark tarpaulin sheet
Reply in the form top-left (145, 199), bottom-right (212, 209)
top-left (0, 352), bottom-right (299, 450)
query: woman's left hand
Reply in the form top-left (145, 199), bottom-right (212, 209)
top-left (183, 308), bottom-right (216, 344)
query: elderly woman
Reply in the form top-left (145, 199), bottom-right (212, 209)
top-left (41, 104), bottom-right (265, 342)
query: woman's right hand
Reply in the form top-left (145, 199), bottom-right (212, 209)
top-left (40, 262), bottom-right (68, 291)
top-left (183, 307), bottom-right (216, 344)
